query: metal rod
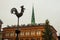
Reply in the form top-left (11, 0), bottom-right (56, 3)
top-left (16, 31), bottom-right (19, 40)
top-left (15, 17), bottom-right (20, 40)
top-left (17, 17), bottom-right (19, 27)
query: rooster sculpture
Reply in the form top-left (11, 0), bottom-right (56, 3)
top-left (11, 5), bottom-right (25, 26)
top-left (11, 5), bottom-right (25, 18)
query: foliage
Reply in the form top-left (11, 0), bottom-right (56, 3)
top-left (42, 20), bottom-right (54, 40)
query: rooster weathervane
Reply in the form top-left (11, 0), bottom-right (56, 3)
top-left (11, 5), bottom-right (25, 26)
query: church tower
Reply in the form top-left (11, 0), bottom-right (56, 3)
top-left (31, 6), bottom-right (35, 25)
top-left (0, 19), bottom-right (3, 31)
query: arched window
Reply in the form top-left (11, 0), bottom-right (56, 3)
top-left (10, 32), bottom-right (14, 36)
top-left (5, 33), bottom-right (9, 36)
top-left (20, 32), bottom-right (24, 36)
top-left (36, 30), bottom-right (41, 36)
top-left (31, 31), bottom-right (35, 36)
top-left (25, 32), bottom-right (30, 36)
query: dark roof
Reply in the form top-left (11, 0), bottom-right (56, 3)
top-left (3, 23), bottom-right (57, 33)
top-left (3, 23), bottom-right (45, 28)
top-left (3, 23), bottom-right (57, 32)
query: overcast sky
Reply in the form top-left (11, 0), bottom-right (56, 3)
top-left (0, 0), bottom-right (60, 35)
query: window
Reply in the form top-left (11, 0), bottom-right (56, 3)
top-left (25, 32), bottom-right (30, 36)
top-left (37, 38), bottom-right (40, 40)
top-left (5, 33), bottom-right (9, 36)
top-left (36, 30), bottom-right (41, 35)
top-left (31, 31), bottom-right (35, 36)
top-left (10, 32), bottom-right (14, 36)
top-left (4, 39), bottom-right (8, 40)
top-left (20, 32), bottom-right (24, 36)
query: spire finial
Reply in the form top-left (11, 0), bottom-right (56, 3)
top-left (31, 5), bottom-right (35, 25)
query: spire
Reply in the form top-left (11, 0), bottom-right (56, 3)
top-left (31, 6), bottom-right (35, 25)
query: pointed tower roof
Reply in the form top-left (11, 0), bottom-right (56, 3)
top-left (31, 6), bottom-right (35, 25)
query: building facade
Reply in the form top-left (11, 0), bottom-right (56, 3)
top-left (2, 23), bottom-right (58, 40)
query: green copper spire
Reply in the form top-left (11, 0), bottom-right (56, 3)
top-left (31, 6), bottom-right (35, 25)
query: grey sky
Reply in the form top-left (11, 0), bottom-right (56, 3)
top-left (0, 0), bottom-right (60, 35)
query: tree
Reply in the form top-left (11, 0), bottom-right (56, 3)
top-left (42, 19), bottom-right (53, 40)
